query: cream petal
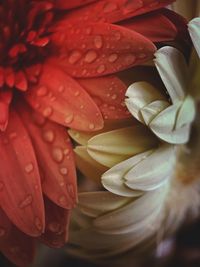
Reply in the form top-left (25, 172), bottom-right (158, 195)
top-left (102, 150), bottom-right (153, 196)
top-left (93, 185), bottom-right (168, 234)
top-left (125, 145), bottom-right (175, 191)
top-left (68, 129), bottom-right (94, 145)
top-left (188, 18), bottom-right (200, 58)
top-left (140, 100), bottom-right (170, 125)
top-left (154, 47), bottom-right (188, 102)
top-left (78, 191), bottom-right (130, 218)
top-left (87, 126), bottom-right (158, 167)
top-left (175, 95), bottom-right (196, 129)
top-left (125, 81), bottom-right (166, 122)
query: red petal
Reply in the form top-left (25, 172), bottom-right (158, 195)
top-left (78, 76), bottom-right (131, 120)
top-left (0, 91), bottom-right (12, 131)
top-left (15, 71), bottom-right (28, 91)
top-left (18, 104), bottom-right (77, 209)
top-left (51, 23), bottom-right (156, 77)
top-left (61, 0), bottom-right (175, 24)
top-left (25, 62), bottom-right (104, 131)
top-left (55, 0), bottom-right (97, 9)
top-left (0, 109), bottom-right (45, 236)
top-left (0, 210), bottom-right (35, 267)
top-left (120, 10), bottom-right (177, 42)
top-left (39, 198), bottom-right (70, 248)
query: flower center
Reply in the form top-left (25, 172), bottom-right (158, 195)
top-left (0, 0), bottom-right (54, 91)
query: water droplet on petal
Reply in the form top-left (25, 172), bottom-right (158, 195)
top-left (32, 113), bottom-right (46, 126)
top-left (36, 86), bottom-right (48, 96)
top-left (97, 64), bottom-right (106, 74)
top-left (84, 50), bottom-right (98, 63)
top-left (138, 53), bottom-right (147, 59)
top-left (0, 227), bottom-right (5, 237)
top-left (48, 222), bottom-right (60, 233)
top-left (19, 194), bottom-right (33, 209)
top-left (35, 217), bottom-right (43, 231)
top-left (111, 94), bottom-right (117, 100)
top-left (114, 31), bottom-right (121, 41)
top-left (65, 114), bottom-right (74, 124)
top-left (68, 50), bottom-right (82, 64)
top-left (58, 85), bottom-right (65, 93)
top-left (108, 53), bottom-right (118, 63)
top-left (58, 195), bottom-right (69, 207)
top-left (88, 123), bottom-right (95, 130)
top-left (52, 147), bottom-right (63, 163)
top-left (25, 163), bottom-right (34, 173)
top-left (43, 107), bottom-right (53, 117)
top-left (74, 91), bottom-right (80, 96)
top-left (94, 35), bottom-right (103, 49)
top-left (59, 167), bottom-right (68, 175)
top-left (67, 184), bottom-right (75, 198)
top-left (9, 132), bottom-right (17, 139)
top-left (124, 54), bottom-right (136, 65)
top-left (42, 130), bottom-right (55, 143)
top-left (103, 2), bottom-right (118, 13)
top-left (85, 27), bottom-right (92, 35)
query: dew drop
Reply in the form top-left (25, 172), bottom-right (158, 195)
top-left (124, 54), bottom-right (136, 65)
top-left (35, 217), bottom-right (43, 231)
top-left (63, 148), bottom-right (70, 155)
top-left (67, 184), bottom-right (75, 198)
top-left (48, 222), bottom-right (60, 233)
top-left (32, 113), bottom-right (46, 126)
top-left (80, 105), bottom-right (84, 109)
top-left (94, 35), bottom-right (103, 49)
top-left (84, 50), bottom-right (98, 63)
top-left (42, 130), bottom-right (55, 143)
top-left (19, 194), bottom-right (33, 209)
top-left (138, 53), bottom-right (147, 59)
top-left (114, 31), bottom-right (121, 41)
top-left (111, 94), bottom-right (117, 100)
top-left (74, 91), bottom-right (80, 97)
top-left (9, 132), bottom-right (17, 139)
top-left (36, 86), bottom-right (48, 96)
top-left (52, 147), bottom-right (63, 163)
top-left (103, 2), bottom-right (118, 13)
top-left (97, 64), bottom-right (106, 74)
top-left (0, 227), bottom-right (5, 237)
top-left (68, 50), bottom-right (82, 64)
top-left (85, 27), bottom-right (92, 35)
top-left (65, 114), bottom-right (74, 124)
top-left (25, 163), bottom-right (34, 174)
top-left (88, 123), bottom-right (95, 130)
top-left (58, 85), bottom-right (65, 93)
top-left (108, 53), bottom-right (118, 63)
top-left (58, 195), bottom-right (69, 206)
top-left (59, 167), bottom-right (68, 175)
top-left (43, 107), bottom-right (53, 118)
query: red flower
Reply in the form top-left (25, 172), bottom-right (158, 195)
top-left (0, 0), bottom-right (184, 266)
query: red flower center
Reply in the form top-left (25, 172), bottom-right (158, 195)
top-left (0, 0), bottom-right (54, 92)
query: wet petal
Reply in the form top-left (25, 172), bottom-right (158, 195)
top-left (188, 18), bottom-right (200, 58)
top-left (63, 0), bottom-right (175, 24)
top-left (39, 198), bottom-right (70, 248)
top-left (154, 46), bottom-right (188, 103)
top-left (25, 61), bottom-right (103, 131)
top-left (78, 76), bottom-right (130, 120)
top-left (18, 104), bottom-right (77, 209)
top-left (87, 125), bottom-right (158, 167)
top-left (51, 23), bottom-right (156, 77)
top-left (0, 210), bottom-right (35, 267)
top-left (0, 90), bottom-right (12, 131)
top-left (0, 109), bottom-right (44, 236)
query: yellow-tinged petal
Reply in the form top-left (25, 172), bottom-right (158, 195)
top-left (87, 126), bottom-right (158, 168)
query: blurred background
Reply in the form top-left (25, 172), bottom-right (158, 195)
top-left (1, 217), bottom-right (200, 267)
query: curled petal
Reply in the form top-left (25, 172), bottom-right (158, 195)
top-left (0, 109), bottom-right (44, 236)
top-left (154, 46), bottom-right (188, 103)
top-left (120, 11), bottom-right (177, 42)
top-left (25, 61), bottom-right (104, 131)
top-left (18, 104), bottom-right (77, 209)
top-left (51, 23), bottom-right (156, 77)
top-left (188, 18), bottom-right (200, 58)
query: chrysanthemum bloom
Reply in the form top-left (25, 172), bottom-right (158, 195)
top-left (67, 18), bottom-right (200, 265)
top-left (0, 0), bottom-right (183, 266)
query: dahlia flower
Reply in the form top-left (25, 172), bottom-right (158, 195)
top-left (67, 16), bottom-right (200, 265)
top-left (0, 0), bottom-right (183, 266)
